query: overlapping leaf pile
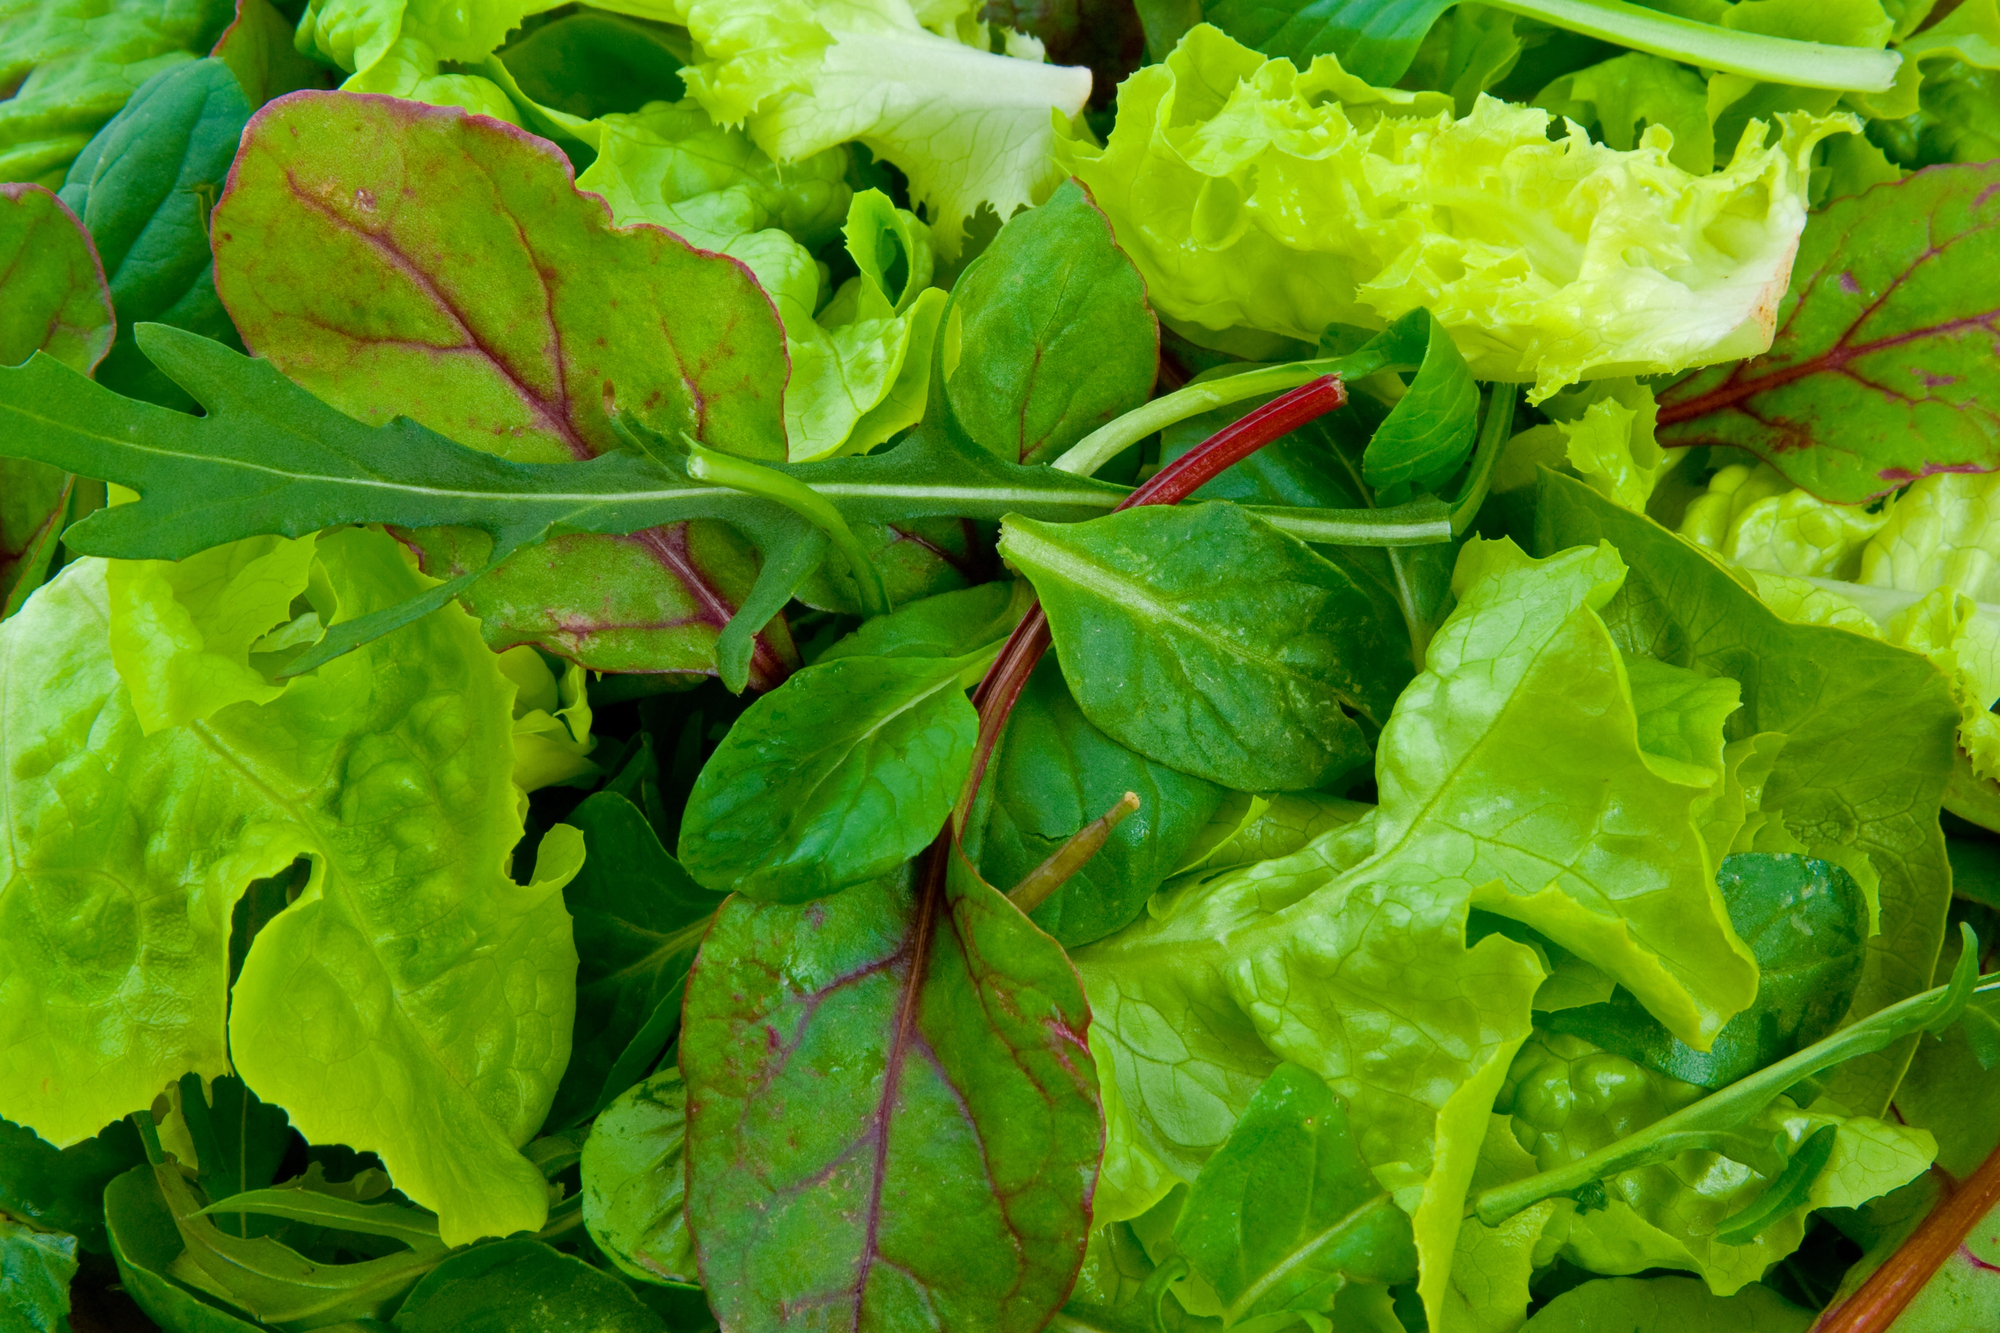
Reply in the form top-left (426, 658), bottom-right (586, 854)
top-left (4, 2), bottom-right (2000, 1332)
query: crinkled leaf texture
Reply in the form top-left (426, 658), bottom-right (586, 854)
top-left (598, 0), bottom-right (1093, 254)
top-left (0, 530), bottom-right (582, 1246)
top-left (0, 180), bottom-right (111, 618)
top-left (682, 852), bottom-right (1101, 1333)
top-left (1658, 161), bottom-right (2000, 503)
top-left (1538, 471), bottom-right (1960, 1117)
top-left (1075, 536), bottom-right (1758, 1328)
top-left (1055, 24), bottom-right (1846, 400)
top-left (212, 90), bottom-right (801, 683)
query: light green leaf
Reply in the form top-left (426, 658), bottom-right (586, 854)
top-left (581, 1067), bottom-right (695, 1287)
top-left (0, 531), bottom-right (582, 1245)
top-left (1536, 52), bottom-right (1713, 173)
top-left (1520, 1276), bottom-right (1811, 1331)
top-left (1056, 24), bottom-right (1851, 401)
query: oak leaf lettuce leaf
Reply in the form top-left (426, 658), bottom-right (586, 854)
top-left (1053, 23), bottom-right (1852, 401)
top-left (0, 530), bottom-right (583, 1245)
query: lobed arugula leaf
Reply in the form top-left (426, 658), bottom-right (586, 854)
top-left (1657, 162), bottom-right (2000, 503)
top-left (681, 852), bottom-right (1101, 1333)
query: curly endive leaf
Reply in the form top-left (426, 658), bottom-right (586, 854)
top-left (0, 530), bottom-right (580, 1246)
top-left (1657, 162), bottom-right (2000, 503)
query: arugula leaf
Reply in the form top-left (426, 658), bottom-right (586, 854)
top-left (0, 1215), bottom-right (77, 1333)
top-left (941, 178), bottom-right (1158, 467)
top-left (1172, 1063), bottom-right (1417, 1324)
top-left (0, 533), bottom-right (581, 1245)
top-left (1657, 162), bottom-right (2000, 503)
top-left (1056, 24), bottom-right (1849, 402)
top-left (971, 658), bottom-right (1227, 946)
top-left (393, 1237), bottom-right (667, 1331)
top-left (1537, 472), bottom-right (1961, 1116)
top-left (1521, 1276), bottom-right (1812, 1331)
top-left (0, 180), bottom-right (111, 618)
top-left (681, 852), bottom-right (1101, 1333)
top-left (581, 1067), bottom-right (696, 1287)
top-left (1543, 853), bottom-right (1871, 1090)
top-left (0, 0), bottom-right (234, 187)
top-left (58, 58), bottom-right (250, 411)
top-left (1000, 501), bottom-right (1412, 791)
top-left (678, 652), bottom-right (983, 901)
top-left (103, 1166), bottom-right (264, 1333)
top-left (549, 792), bottom-right (722, 1129)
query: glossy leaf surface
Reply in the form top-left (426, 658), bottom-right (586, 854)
top-left (942, 178), bottom-right (1158, 467)
top-left (678, 654), bottom-right (981, 902)
top-left (1001, 502), bottom-right (1411, 791)
top-left (581, 1067), bottom-right (697, 1287)
top-left (682, 856), bottom-right (1100, 1333)
top-left (1205, 0), bottom-right (1456, 85)
top-left (393, 1238), bottom-right (666, 1332)
top-left (1657, 162), bottom-right (2000, 502)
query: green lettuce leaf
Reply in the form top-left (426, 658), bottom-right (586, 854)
top-left (1078, 535), bottom-right (1761, 1327)
top-left (0, 531), bottom-right (583, 1245)
top-left (587, 0), bottom-right (1093, 254)
top-left (1535, 51), bottom-right (1712, 174)
top-left (0, 0), bottom-right (234, 187)
top-left (297, 0), bottom-right (557, 77)
top-left (1520, 1276), bottom-right (1812, 1331)
top-left (1054, 23), bottom-right (1851, 400)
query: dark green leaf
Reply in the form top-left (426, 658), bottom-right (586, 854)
top-left (1713, 1124), bottom-right (1838, 1245)
top-left (820, 581), bottom-right (1032, 664)
top-left (1000, 502), bottom-right (1412, 791)
top-left (0, 1116), bottom-right (142, 1253)
top-left (1361, 311), bottom-right (1480, 492)
top-left (971, 658), bottom-right (1226, 946)
top-left (392, 1238), bottom-right (665, 1332)
top-left (1656, 162), bottom-right (2000, 503)
top-left (943, 178), bottom-right (1158, 467)
top-left (210, 0), bottom-right (335, 109)
top-left (1519, 1276), bottom-right (1812, 1331)
top-left (1543, 854), bottom-right (1870, 1089)
top-left (1202, 0), bottom-right (1455, 85)
top-left (551, 792), bottom-right (723, 1128)
top-left (497, 11), bottom-right (689, 120)
top-left (0, 1214), bottom-right (76, 1333)
top-left (58, 59), bottom-right (250, 411)
top-left (581, 1068), bottom-right (695, 1288)
top-left (192, 1186), bottom-right (446, 1255)
top-left (1172, 1063), bottom-right (1417, 1324)
top-left (172, 1074), bottom-right (294, 1212)
top-left (1948, 834), bottom-right (2000, 910)
top-left (677, 654), bottom-right (981, 901)
top-left (681, 855), bottom-right (1100, 1333)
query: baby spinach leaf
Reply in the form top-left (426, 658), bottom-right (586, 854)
top-left (1520, 1276), bottom-right (1812, 1331)
top-left (1656, 162), bottom-right (2000, 503)
top-left (393, 1238), bottom-right (666, 1332)
top-left (1544, 853), bottom-right (1871, 1090)
top-left (0, 180), bottom-right (111, 619)
top-left (0, 1116), bottom-right (142, 1253)
top-left (1172, 1063), bottom-right (1417, 1324)
top-left (942, 178), bottom-right (1158, 467)
top-left (1000, 502), bottom-right (1412, 791)
top-left (971, 658), bottom-right (1226, 947)
top-left (681, 852), bottom-right (1100, 1333)
top-left (57, 58), bottom-right (249, 411)
top-left (1946, 834), bottom-right (2000, 910)
top-left (1360, 310), bottom-right (1480, 493)
top-left (210, 0), bottom-right (335, 109)
top-left (1204, 0), bottom-right (1457, 85)
top-left (0, 1215), bottom-right (77, 1333)
top-left (820, 581), bottom-right (1033, 664)
top-left (550, 792), bottom-right (723, 1129)
top-left (678, 653), bottom-right (982, 902)
top-left (496, 10), bottom-right (689, 120)
top-left (581, 1068), bottom-right (696, 1288)
top-left (1537, 472), bottom-right (1961, 1116)
top-left (0, 533), bottom-right (581, 1246)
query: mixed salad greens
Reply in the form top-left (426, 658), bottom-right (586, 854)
top-left (3, 0), bottom-right (2000, 1330)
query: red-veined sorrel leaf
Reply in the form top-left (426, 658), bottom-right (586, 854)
top-left (1, 182), bottom-right (112, 617)
top-left (679, 378), bottom-right (1347, 1333)
top-left (1656, 162), bottom-right (2000, 503)
top-left (211, 91), bottom-right (799, 682)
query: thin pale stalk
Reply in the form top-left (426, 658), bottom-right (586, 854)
top-left (1008, 793), bottom-right (1142, 915)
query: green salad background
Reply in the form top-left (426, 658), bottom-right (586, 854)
top-left (3, 0), bottom-right (2000, 1330)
